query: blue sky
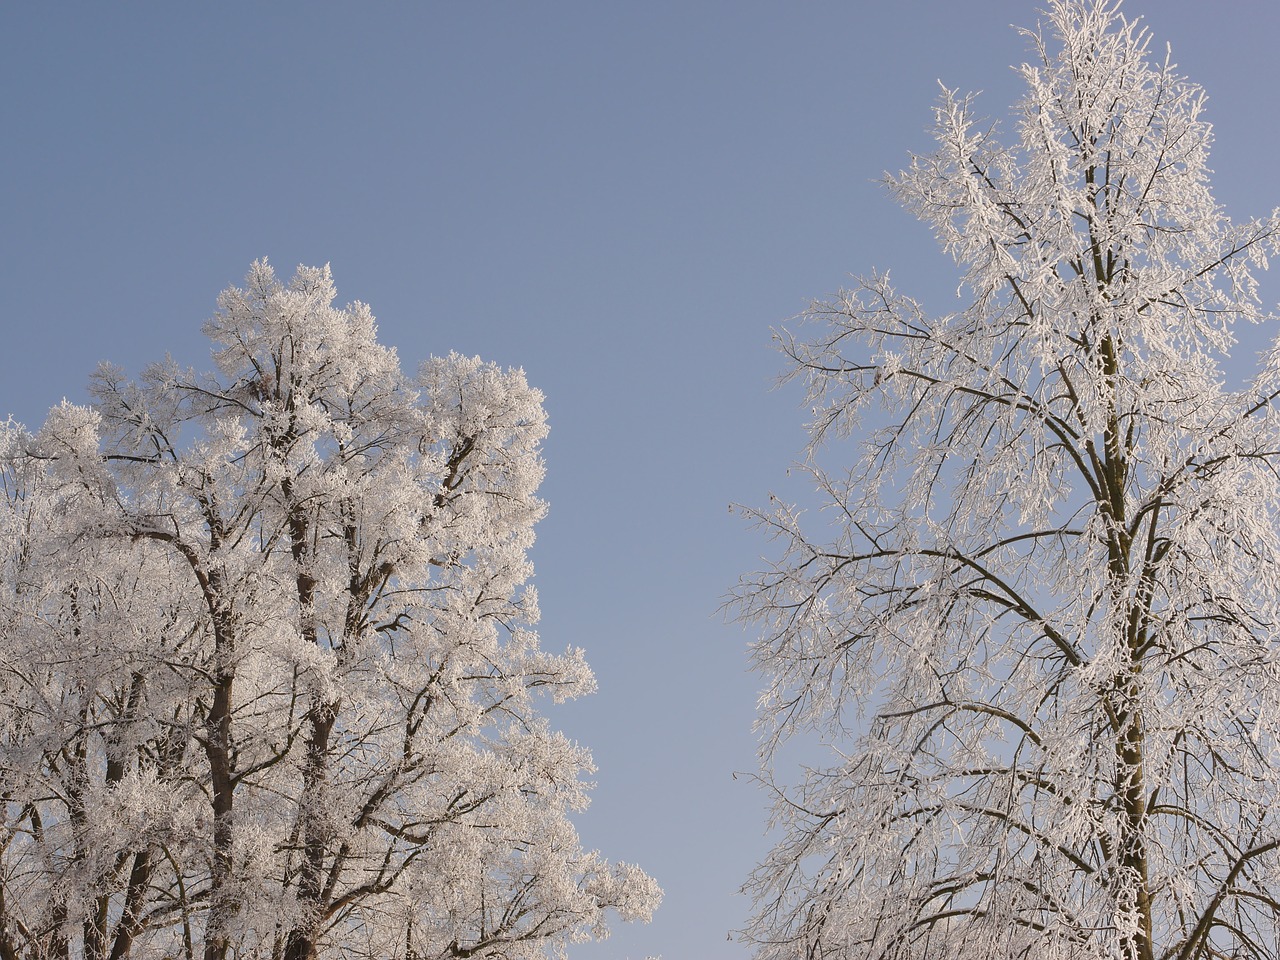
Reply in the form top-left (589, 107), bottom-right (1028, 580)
top-left (4, 3), bottom-right (1279, 958)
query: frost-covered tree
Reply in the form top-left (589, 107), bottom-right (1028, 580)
top-left (0, 424), bottom-right (206, 960)
top-left (733, 3), bottom-right (1280, 959)
top-left (0, 262), bottom-right (660, 960)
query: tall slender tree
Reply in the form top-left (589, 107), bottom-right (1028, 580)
top-left (734, 3), bottom-right (1280, 958)
top-left (0, 262), bottom-right (660, 960)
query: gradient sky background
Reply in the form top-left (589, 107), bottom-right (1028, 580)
top-left (5, 3), bottom-right (1280, 958)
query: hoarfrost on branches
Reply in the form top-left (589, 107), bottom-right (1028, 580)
top-left (733, 3), bottom-right (1280, 959)
top-left (0, 261), bottom-right (659, 960)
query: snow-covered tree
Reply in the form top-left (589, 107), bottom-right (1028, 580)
top-left (733, 3), bottom-right (1280, 959)
top-left (0, 262), bottom-right (660, 960)
top-left (0, 417), bottom-right (207, 960)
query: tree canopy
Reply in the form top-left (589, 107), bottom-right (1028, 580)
top-left (0, 261), bottom-right (659, 960)
top-left (735, 2), bottom-right (1280, 958)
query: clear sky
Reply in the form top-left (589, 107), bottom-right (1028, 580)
top-left (4, 3), bottom-right (1279, 958)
